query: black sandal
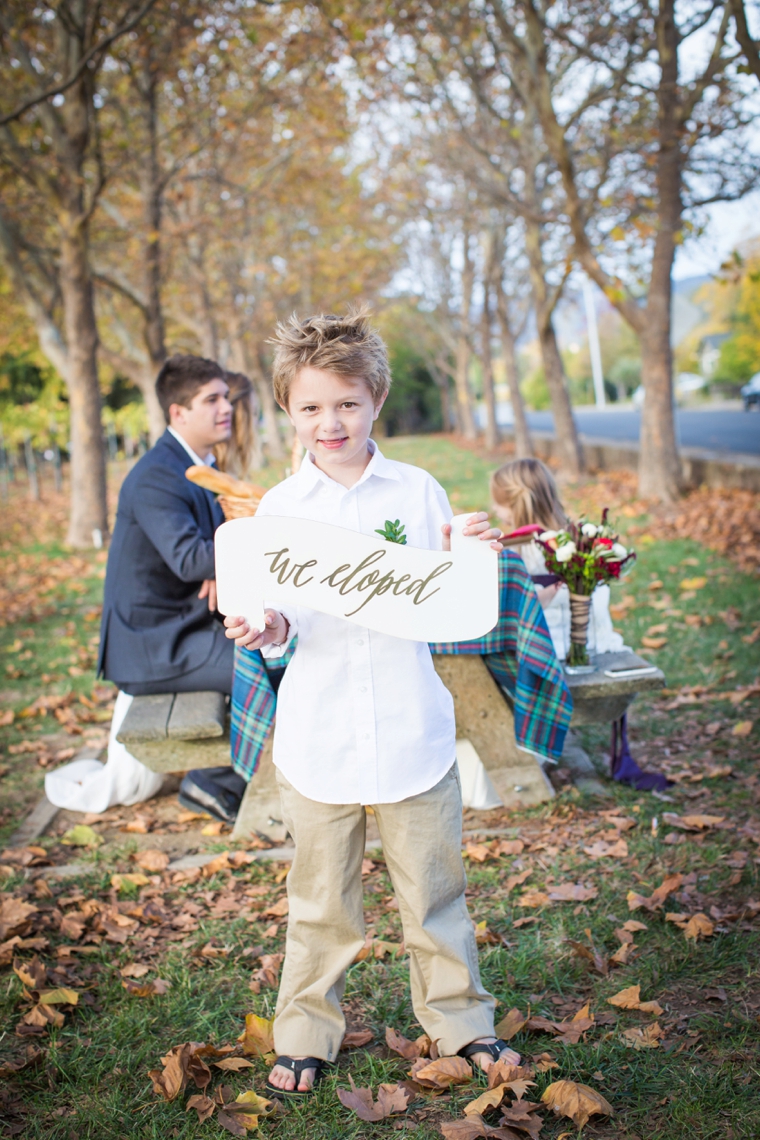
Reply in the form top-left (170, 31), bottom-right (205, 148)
top-left (457, 1038), bottom-right (520, 1069)
top-left (265, 1055), bottom-right (331, 1099)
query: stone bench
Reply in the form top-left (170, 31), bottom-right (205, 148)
top-left (117, 691), bottom-right (286, 844)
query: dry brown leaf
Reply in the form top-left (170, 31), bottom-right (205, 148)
top-left (337, 1075), bottom-right (412, 1121)
top-left (39, 987), bottom-right (78, 1005)
top-left (186, 1093), bottom-right (216, 1123)
top-left (621, 1022), bottom-right (664, 1049)
top-left (238, 1013), bottom-right (274, 1057)
top-left (134, 849), bottom-right (169, 873)
top-left (683, 913), bottom-right (715, 940)
top-left (499, 1099), bottom-right (544, 1139)
top-left (229, 1090), bottom-right (277, 1130)
top-left (464, 1084), bottom-right (509, 1116)
top-left (662, 813), bottom-right (725, 831)
top-left (465, 842), bottom-right (492, 863)
top-left (494, 1008), bottom-right (527, 1041)
top-left (607, 985), bottom-right (663, 1016)
top-left (202, 852), bottom-right (230, 877)
top-left (386, 1026), bottom-right (431, 1059)
top-left (263, 896), bottom-right (289, 917)
top-left (13, 955), bottom-right (47, 990)
top-left (541, 1079), bottom-right (613, 1129)
top-left (732, 720), bottom-right (754, 737)
top-left (111, 872), bottom-right (150, 890)
top-left (505, 869), bottom-right (533, 893)
top-left (412, 1055), bottom-right (472, 1088)
top-left (0, 897), bottom-right (38, 941)
top-left (120, 962), bottom-right (150, 979)
top-left (213, 1057), bottom-right (255, 1071)
top-left (518, 891), bottom-right (550, 908)
top-left (341, 1028), bottom-right (374, 1049)
top-left (547, 883), bottom-right (598, 902)
top-left (628, 873), bottom-right (683, 912)
top-left (439, 1115), bottom-right (492, 1139)
top-left (201, 820), bottom-right (226, 836)
top-left (494, 839), bottom-right (524, 856)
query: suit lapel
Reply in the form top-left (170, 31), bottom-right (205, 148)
top-left (159, 431), bottom-right (221, 536)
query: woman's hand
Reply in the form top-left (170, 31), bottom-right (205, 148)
top-left (441, 511), bottom-right (504, 552)
top-left (224, 609), bottom-right (289, 650)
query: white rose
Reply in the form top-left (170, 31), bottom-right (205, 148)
top-left (539, 530), bottom-right (558, 541)
top-left (555, 541), bottom-right (576, 562)
top-left (611, 543), bottom-right (627, 558)
top-left (581, 523), bottom-right (598, 537)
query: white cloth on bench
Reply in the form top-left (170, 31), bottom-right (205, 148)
top-left (44, 691), bottom-right (164, 813)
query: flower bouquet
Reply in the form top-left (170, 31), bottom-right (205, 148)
top-left (536, 510), bottom-right (636, 667)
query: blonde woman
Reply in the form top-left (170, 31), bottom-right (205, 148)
top-left (213, 370), bottom-right (262, 476)
top-left (490, 458), bottom-right (625, 661)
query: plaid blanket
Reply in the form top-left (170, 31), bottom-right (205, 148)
top-left (230, 549), bottom-right (572, 780)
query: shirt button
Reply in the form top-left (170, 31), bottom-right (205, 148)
top-left (358, 686), bottom-right (367, 693)
top-left (356, 639), bottom-right (364, 646)
top-left (364, 733), bottom-right (371, 740)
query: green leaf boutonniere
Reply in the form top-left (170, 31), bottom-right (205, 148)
top-left (375, 519), bottom-right (407, 545)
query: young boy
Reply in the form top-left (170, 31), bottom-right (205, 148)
top-left (224, 308), bottom-right (519, 1096)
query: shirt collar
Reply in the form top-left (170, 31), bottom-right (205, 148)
top-left (168, 426), bottom-right (215, 468)
top-left (291, 438), bottom-right (400, 499)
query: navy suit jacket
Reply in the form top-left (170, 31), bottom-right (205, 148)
top-left (98, 430), bottom-right (225, 686)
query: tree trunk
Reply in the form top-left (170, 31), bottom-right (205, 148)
top-left (135, 368), bottom-right (167, 444)
top-left (254, 350), bottom-right (286, 460)
top-left (59, 221), bottom-right (108, 546)
top-left (495, 293), bottom-right (533, 458)
top-left (638, 0), bottom-right (682, 500)
top-left (430, 361), bottom-right (455, 431)
top-left (524, 219), bottom-right (582, 479)
top-left (454, 334), bottom-right (477, 439)
top-left (481, 281), bottom-right (499, 450)
top-left (140, 66), bottom-right (167, 380)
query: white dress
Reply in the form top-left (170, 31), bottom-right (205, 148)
top-left (519, 541), bottom-right (626, 660)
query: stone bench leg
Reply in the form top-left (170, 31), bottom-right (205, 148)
top-left (433, 655), bottom-right (554, 809)
top-left (231, 734), bottom-right (288, 844)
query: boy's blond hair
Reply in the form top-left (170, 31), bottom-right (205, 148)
top-left (269, 305), bottom-right (392, 409)
top-left (491, 458), bottom-right (567, 531)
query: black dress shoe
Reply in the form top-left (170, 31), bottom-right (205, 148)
top-left (178, 766), bottom-right (247, 824)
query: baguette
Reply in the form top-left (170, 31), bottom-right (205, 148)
top-left (185, 464), bottom-right (265, 500)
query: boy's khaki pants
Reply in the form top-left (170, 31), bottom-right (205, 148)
top-left (273, 764), bottom-right (496, 1062)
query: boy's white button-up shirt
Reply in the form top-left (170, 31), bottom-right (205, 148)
top-left (258, 442), bottom-right (456, 805)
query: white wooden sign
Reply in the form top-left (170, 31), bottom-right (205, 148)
top-left (215, 513), bottom-right (498, 643)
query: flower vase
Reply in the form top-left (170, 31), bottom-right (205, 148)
top-left (567, 592), bottom-right (593, 668)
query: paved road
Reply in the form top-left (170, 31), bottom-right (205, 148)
top-left (523, 408), bottom-right (760, 456)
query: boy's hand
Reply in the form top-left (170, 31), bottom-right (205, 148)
top-left (441, 512), bottom-right (504, 552)
top-left (198, 578), bottom-right (217, 612)
top-left (224, 609), bottom-right (289, 650)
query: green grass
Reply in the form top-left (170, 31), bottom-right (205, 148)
top-left (1, 438), bottom-right (759, 1139)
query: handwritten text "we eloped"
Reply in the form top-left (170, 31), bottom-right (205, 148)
top-left (263, 546), bottom-right (453, 618)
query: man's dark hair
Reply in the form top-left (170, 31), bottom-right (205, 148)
top-left (155, 355), bottom-right (225, 423)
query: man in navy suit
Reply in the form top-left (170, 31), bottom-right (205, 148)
top-left (98, 355), bottom-right (247, 821)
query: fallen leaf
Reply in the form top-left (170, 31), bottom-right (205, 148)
top-left (149, 1043), bottom-right (212, 1101)
top-left (386, 1026), bottom-right (431, 1059)
top-left (337, 1074), bottom-right (412, 1121)
top-left (61, 825), bottom-right (102, 848)
top-left (373, 939), bottom-right (403, 959)
top-left (607, 985), bottom-right (663, 1016)
top-left (547, 883), bottom-right (598, 902)
top-left (111, 872), bottom-right (151, 890)
top-left (733, 720), bottom-right (754, 737)
top-left (440, 1116), bottom-right (492, 1139)
top-left (238, 1013), bottom-right (274, 1057)
top-left (493, 839), bottom-right (524, 856)
top-left (465, 842), bottom-right (491, 863)
top-left (541, 1079), bottom-right (613, 1129)
top-left (533, 1052), bottom-right (559, 1073)
top-left (680, 577), bottom-right (707, 590)
top-left (134, 849), bottom-right (169, 873)
top-left (463, 1084), bottom-right (509, 1116)
top-left (120, 962), bottom-right (150, 978)
top-left (187, 1093), bottom-right (216, 1123)
top-left (123, 977), bottom-right (171, 997)
top-left (662, 813), bottom-right (725, 831)
top-left (621, 1022), bottom-right (664, 1049)
top-left (124, 817), bottom-right (150, 834)
top-left (494, 1008), bottom-right (527, 1041)
top-left (203, 852), bottom-right (230, 877)
top-left (641, 636), bottom-right (667, 649)
top-left (412, 1055), bottom-right (472, 1088)
top-left (201, 820), bottom-right (225, 836)
top-left (622, 919), bottom-right (648, 932)
top-left (231, 1090), bottom-right (277, 1130)
top-left (13, 955), bottom-right (47, 989)
top-left (505, 869), bottom-right (532, 893)
top-left (39, 987), bottom-right (79, 1005)
top-left (263, 896), bottom-right (289, 917)
top-left (500, 1098), bottom-right (544, 1138)
top-left (214, 1057), bottom-right (255, 1071)
top-left (683, 912), bottom-right (715, 940)
top-left (342, 1028), bottom-right (374, 1049)
top-left (518, 891), bottom-right (550, 908)
top-left (0, 709), bottom-right (14, 726)
top-left (251, 952), bottom-right (283, 987)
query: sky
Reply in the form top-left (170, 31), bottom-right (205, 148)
top-left (674, 191), bottom-right (760, 280)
